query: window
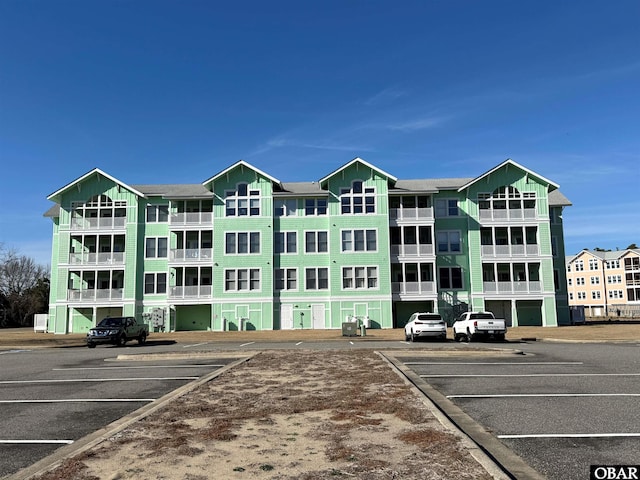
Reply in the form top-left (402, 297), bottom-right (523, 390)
top-left (576, 277), bottom-right (585, 285)
top-left (305, 231), bottom-right (328, 253)
top-left (607, 275), bottom-right (622, 284)
top-left (146, 205), bottom-right (169, 222)
top-left (144, 273), bottom-right (167, 294)
top-left (275, 268), bottom-right (297, 291)
top-left (439, 267), bottom-right (463, 289)
top-left (340, 180), bottom-right (376, 214)
top-left (145, 238), bottom-right (168, 258)
top-left (589, 259), bottom-right (599, 270)
top-left (592, 291), bottom-right (601, 300)
top-left (225, 268), bottom-right (260, 291)
top-left (606, 260), bottom-right (621, 269)
top-left (225, 232), bottom-right (260, 254)
top-left (568, 278), bottom-right (573, 286)
top-left (341, 229), bottom-right (377, 252)
top-left (567, 264), bottom-right (571, 272)
top-left (305, 198), bottom-right (327, 216)
top-left (577, 292), bottom-right (586, 300)
top-left (305, 267), bottom-right (329, 290)
top-left (436, 231), bottom-right (461, 253)
top-left (608, 290), bottom-right (623, 299)
top-left (342, 266), bottom-right (378, 290)
top-left (590, 276), bottom-right (600, 285)
top-left (435, 199), bottom-right (458, 217)
top-left (569, 292), bottom-right (574, 300)
top-left (225, 183), bottom-right (260, 216)
top-left (575, 260), bottom-right (584, 271)
top-left (275, 232), bottom-right (297, 254)
top-left (274, 199), bottom-right (297, 217)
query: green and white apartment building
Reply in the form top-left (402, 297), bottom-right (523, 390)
top-left (44, 157), bottom-right (572, 334)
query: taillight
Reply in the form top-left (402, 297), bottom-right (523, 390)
top-left (474, 320), bottom-right (478, 328)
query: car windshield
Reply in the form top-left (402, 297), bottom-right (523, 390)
top-left (97, 318), bottom-right (124, 327)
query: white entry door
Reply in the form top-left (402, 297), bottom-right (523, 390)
top-left (280, 304), bottom-right (294, 330)
top-left (311, 304), bottom-right (325, 329)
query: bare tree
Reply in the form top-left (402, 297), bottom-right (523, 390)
top-left (0, 248), bottom-right (49, 327)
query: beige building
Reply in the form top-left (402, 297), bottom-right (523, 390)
top-left (566, 249), bottom-right (640, 317)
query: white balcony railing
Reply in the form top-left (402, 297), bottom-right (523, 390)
top-left (483, 281), bottom-right (542, 294)
top-left (68, 252), bottom-right (125, 265)
top-left (169, 285), bottom-right (212, 299)
top-left (389, 207), bottom-right (434, 221)
top-left (391, 281), bottom-right (436, 295)
top-left (170, 248), bottom-right (213, 263)
top-left (481, 244), bottom-right (539, 257)
top-left (170, 212), bottom-right (213, 225)
top-left (390, 244), bottom-right (435, 256)
top-left (67, 288), bottom-right (124, 302)
top-left (479, 208), bottom-right (536, 222)
top-left (70, 217), bottom-right (127, 230)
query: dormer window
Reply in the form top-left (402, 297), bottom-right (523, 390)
top-left (225, 183), bottom-right (260, 216)
top-left (340, 180), bottom-right (376, 214)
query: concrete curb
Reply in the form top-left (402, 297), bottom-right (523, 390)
top-left (6, 354), bottom-right (256, 480)
top-left (381, 351), bottom-right (546, 480)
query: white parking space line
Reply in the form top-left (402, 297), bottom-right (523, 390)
top-left (448, 393), bottom-right (640, 398)
top-left (0, 350), bottom-right (31, 355)
top-left (407, 362), bottom-right (583, 366)
top-left (183, 342), bottom-right (209, 348)
top-left (0, 399), bottom-right (155, 403)
top-left (498, 433), bottom-right (640, 439)
top-left (53, 364), bottom-right (224, 370)
top-left (0, 377), bottom-right (198, 384)
top-left (240, 342), bottom-right (255, 347)
top-left (295, 342), bottom-right (303, 346)
top-left (0, 440), bottom-right (74, 445)
top-left (421, 373), bottom-right (640, 378)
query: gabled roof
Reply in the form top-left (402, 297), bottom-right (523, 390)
top-left (132, 184), bottom-right (213, 198)
top-left (319, 157), bottom-right (398, 188)
top-left (202, 160), bottom-right (281, 187)
top-left (47, 168), bottom-right (146, 203)
top-left (457, 159), bottom-right (559, 193)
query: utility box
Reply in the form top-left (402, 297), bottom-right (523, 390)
top-left (342, 322), bottom-right (357, 336)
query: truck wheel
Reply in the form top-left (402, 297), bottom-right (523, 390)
top-left (138, 332), bottom-right (147, 345)
top-left (466, 330), bottom-right (473, 342)
top-left (87, 342), bottom-right (96, 349)
top-left (117, 335), bottom-right (127, 347)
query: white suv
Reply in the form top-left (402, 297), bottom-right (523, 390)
top-left (404, 313), bottom-right (447, 342)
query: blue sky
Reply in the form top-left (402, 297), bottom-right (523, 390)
top-left (1, 1), bottom-right (639, 266)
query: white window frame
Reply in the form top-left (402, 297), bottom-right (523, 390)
top-left (569, 292), bottom-right (574, 300)
top-left (591, 291), bottom-right (601, 300)
top-left (436, 231), bottom-right (461, 253)
top-left (435, 198), bottom-right (459, 217)
top-left (275, 231), bottom-right (297, 254)
top-left (341, 229), bottom-right (377, 252)
top-left (225, 182), bottom-right (261, 217)
top-left (145, 237), bottom-right (168, 258)
top-left (225, 232), bottom-right (260, 255)
top-left (144, 272), bottom-right (167, 294)
top-left (146, 205), bottom-right (169, 223)
top-left (305, 231), bottom-right (328, 253)
top-left (575, 260), bottom-right (584, 271)
top-left (342, 266), bottom-right (378, 290)
top-left (304, 198), bottom-right (328, 216)
top-left (340, 180), bottom-right (376, 215)
top-left (589, 259), bottom-right (599, 270)
top-left (590, 276), bottom-right (600, 285)
top-left (576, 277), bottom-right (585, 286)
top-left (224, 268), bottom-right (261, 292)
top-left (305, 267), bottom-right (329, 290)
top-left (577, 291), bottom-right (586, 300)
top-left (568, 278), bottom-right (573, 286)
top-left (274, 199), bottom-right (297, 217)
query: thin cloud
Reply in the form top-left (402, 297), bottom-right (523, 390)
top-left (364, 87), bottom-right (407, 106)
top-left (384, 116), bottom-right (448, 132)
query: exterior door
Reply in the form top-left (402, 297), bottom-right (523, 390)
top-left (311, 304), bottom-right (325, 329)
top-left (280, 304), bottom-right (294, 330)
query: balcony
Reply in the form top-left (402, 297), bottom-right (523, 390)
top-left (67, 288), bottom-right (124, 302)
top-left (391, 281), bottom-right (436, 295)
top-left (170, 248), bottom-right (213, 263)
top-left (68, 252), bottom-right (125, 265)
top-left (481, 245), bottom-right (539, 257)
top-left (390, 244), bottom-right (434, 257)
top-left (169, 285), bottom-right (212, 299)
top-left (483, 281), bottom-right (542, 294)
top-left (389, 207), bottom-right (434, 222)
top-left (70, 217), bottom-right (126, 231)
top-left (479, 208), bottom-right (536, 222)
top-left (170, 212), bottom-right (213, 225)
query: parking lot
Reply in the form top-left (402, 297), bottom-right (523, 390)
top-left (388, 340), bottom-right (640, 480)
top-left (0, 344), bottom-right (246, 478)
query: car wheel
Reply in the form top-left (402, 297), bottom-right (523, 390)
top-left (404, 331), bottom-right (410, 341)
top-left (411, 331), bottom-right (418, 342)
top-left (117, 334), bottom-right (127, 347)
top-left (87, 342), bottom-right (96, 349)
top-left (138, 332), bottom-right (147, 345)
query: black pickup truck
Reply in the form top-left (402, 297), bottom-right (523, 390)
top-left (86, 316), bottom-right (149, 348)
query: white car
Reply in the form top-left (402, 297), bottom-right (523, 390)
top-left (404, 313), bottom-right (447, 342)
